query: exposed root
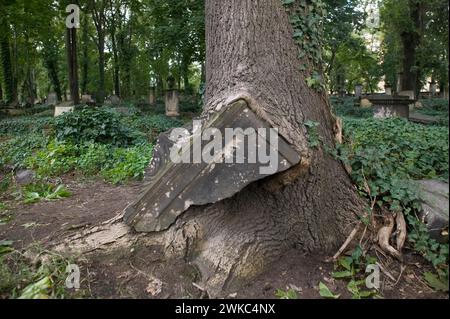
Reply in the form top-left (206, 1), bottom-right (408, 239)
top-left (395, 211), bottom-right (407, 251)
top-left (378, 214), bottom-right (403, 261)
top-left (49, 213), bottom-right (149, 255)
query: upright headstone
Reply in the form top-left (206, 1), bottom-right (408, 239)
top-left (354, 84), bottom-right (363, 98)
top-left (165, 75), bottom-right (179, 117)
top-left (148, 87), bottom-right (156, 105)
top-left (81, 94), bottom-right (93, 104)
top-left (429, 80), bottom-right (437, 97)
top-left (165, 90), bottom-right (179, 117)
top-left (385, 85), bottom-right (392, 96)
top-left (47, 92), bottom-right (58, 106)
top-left (54, 106), bottom-right (74, 117)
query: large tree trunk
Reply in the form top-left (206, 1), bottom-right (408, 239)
top-left (81, 15), bottom-right (89, 95)
top-left (124, 0), bottom-right (364, 297)
top-left (60, 0), bottom-right (365, 299)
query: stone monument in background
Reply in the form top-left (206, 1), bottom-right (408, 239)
top-left (165, 75), bottom-right (179, 117)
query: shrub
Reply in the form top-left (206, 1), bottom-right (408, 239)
top-left (0, 134), bottom-right (48, 171)
top-left (331, 97), bottom-right (373, 119)
top-left (53, 107), bottom-right (143, 147)
top-left (0, 117), bottom-right (52, 136)
top-left (25, 139), bottom-right (153, 184)
top-left (335, 118), bottom-right (449, 211)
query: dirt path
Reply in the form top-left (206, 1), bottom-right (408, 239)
top-left (0, 178), bottom-right (447, 299)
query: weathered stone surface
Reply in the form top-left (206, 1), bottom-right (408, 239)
top-left (15, 170), bottom-right (35, 185)
top-left (165, 90), bottom-right (180, 117)
top-left (409, 112), bottom-right (442, 125)
top-left (47, 92), bottom-right (58, 106)
top-left (81, 94), bottom-right (94, 103)
top-left (360, 98), bottom-right (372, 108)
top-left (124, 100), bottom-right (301, 232)
top-left (54, 106), bottom-right (74, 117)
top-left (368, 94), bottom-right (411, 119)
top-left (414, 180), bottom-right (449, 243)
top-left (104, 95), bottom-right (121, 106)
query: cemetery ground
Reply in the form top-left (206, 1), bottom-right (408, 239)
top-left (0, 98), bottom-right (448, 299)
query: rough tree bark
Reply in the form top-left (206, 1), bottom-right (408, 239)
top-left (400, 0), bottom-right (424, 97)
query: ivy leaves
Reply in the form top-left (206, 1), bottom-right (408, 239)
top-left (282, 0), bottom-right (326, 91)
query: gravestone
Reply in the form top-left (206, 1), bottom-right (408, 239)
top-left (124, 100), bottom-right (301, 232)
top-left (385, 85), bottom-right (392, 96)
top-left (368, 94), bottom-right (412, 119)
top-left (104, 95), bottom-right (120, 106)
top-left (429, 81), bottom-right (437, 97)
top-left (81, 94), bottom-right (94, 104)
top-left (355, 84), bottom-right (363, 98)
top-left (414, 180), bottom-right (449, 243)
top-left (165, 90), bottom-right (180, 117)
top-left (54, 106), bottom-right (74, 117)
top-left (165, 76), bottom-right (179, 117)
top-left (47, 92), bottom-right (58, 106)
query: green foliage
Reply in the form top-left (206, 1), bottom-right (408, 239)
top-left (53, 107), bottom-right (144, 147)
top-left (19, 183), bottom-right (71, 204)
top-left (336, 118), bottom-right (448, 212)
top-left (318, 282), bottom-right (340, 299)
top-left (407, 212), bottom-right (449, 287)
top-left (100, 144), bottom-right (154, 185)
top-left (26, 139), bottom-right (154, 185)
top-left (275, 288), bottom-right (298, 299)
top-left (0, 134), bottom-right (48, 171)
top-left (330, 246), bottom-right (380, 299)
top-left (283, 0), bottom-right (326, 91)
top-left (304, 120), bottom-right (321, 148)
top-left (331, 97), bottom-right (373, 119)
top-left (0, 248), bottom-right (84, 299)
top-left (0, 116), bottom-right (52, 136)
top-left (125, 114), bottom-right (183, 142)
top-left (337, 117), bottom-right (449, 291)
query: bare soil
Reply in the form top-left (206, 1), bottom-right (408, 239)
top-left (0, 177), bottom-right (447, 299)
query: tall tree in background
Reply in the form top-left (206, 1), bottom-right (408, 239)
top-left (42, 38), bottom-right (63, 102)
top-left (381, 0), bottom-right (424, 96)
top-left (0, 0), bottom-right (18, 106)
top-left (89, 0), bottom-right (108, 103)
top-left (80, 14), bottom-right (90, 95)
top-left (65, 3), bottom-right (80, 105)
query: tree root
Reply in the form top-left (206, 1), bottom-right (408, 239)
top-left (395, 211), bottom-right (407, 251)
top-left (378, 214), bottom-right (403, 261)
